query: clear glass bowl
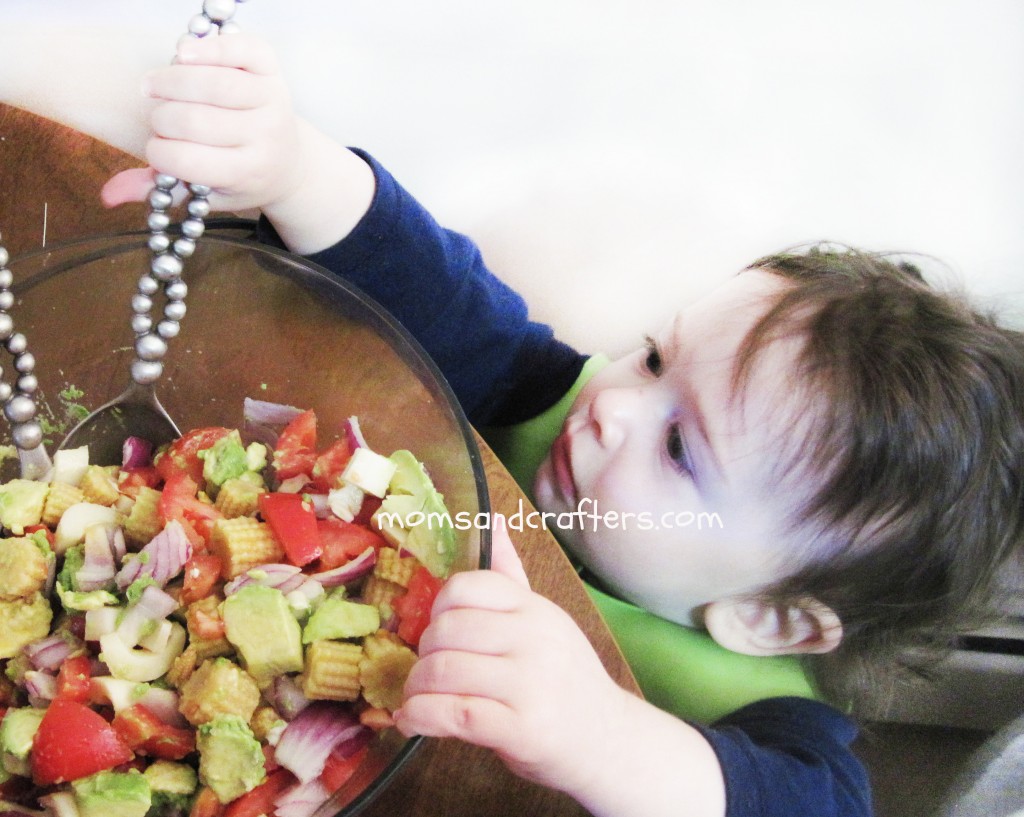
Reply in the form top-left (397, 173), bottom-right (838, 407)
top-left (5, 227), bottom-right (491, 817)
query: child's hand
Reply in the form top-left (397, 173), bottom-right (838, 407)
top-left (395, 519), bottom-right (632, 796)
top-left (102, 32), bottom-right (302, 215)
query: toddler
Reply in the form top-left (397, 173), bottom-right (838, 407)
top-left (103, 33), bottom-right (1024, 817)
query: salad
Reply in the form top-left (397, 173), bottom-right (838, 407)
top-left (0, 399), bottom-right (456, 817)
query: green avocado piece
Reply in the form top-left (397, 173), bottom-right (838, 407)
top-left (72, 770), bottom-right (152, 817)
top-left (196, 715), bottom-right (265, 803)
top-left (221, 585), bottom-right (303, 688)
top-left (0, 479), bottom-right (49, 535)
top-left (384, 450), bottom-right (455, 578)
top-left (198, 431), bottom-right (267, 489)
top-left (302, 590), bottom-right (380, 644)
top-left (0, 707), bottom-right (45, 776)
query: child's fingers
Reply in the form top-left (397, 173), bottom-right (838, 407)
top-left (429, 567), bottom-right (529, 618)
top-left (488, 516), bottom-right (530, 588)
top-left (416, 606), bottom-right (518, 659)
top-left (150, 100), bottom-right (256, 148)
top-left (404, 649), bottom-right (521, 704)
top-left (145, 64), bottom-right (272, 111)
top-left (394, 693), bottom-right (514, 750)
top-left (174, 30), bottom-right (280, 76)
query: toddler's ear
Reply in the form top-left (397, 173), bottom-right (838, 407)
top-left (702, 597), bottom-right (842, 656)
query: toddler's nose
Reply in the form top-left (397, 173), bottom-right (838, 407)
top-left (588, 386), bottom-right (643, 449)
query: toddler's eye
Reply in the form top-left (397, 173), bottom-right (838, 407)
top-left (643, 335), bottom-right (663, 375)
top-left (666, 425), bottom-right (689, 472)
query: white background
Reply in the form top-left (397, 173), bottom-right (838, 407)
top-left (3, 0), bottom-right (1023, 354)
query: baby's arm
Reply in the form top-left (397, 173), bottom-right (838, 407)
top-left (102, 33), bottom-right (372, 255)
top-left (396, 521), bottom-right (727, 817)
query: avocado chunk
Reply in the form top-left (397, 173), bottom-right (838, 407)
top-left (302, 589), bottom-right (380, 644)
top-left (0, 478), bottom-right (49, 535)
top-left (72, 770), bottom-right (152, 817)
top-left (222, 585), bottom-right (303, 687)
top-left (198, 431), bottom-right (267, 490)
top-left (0, 706), bottom-right (45, 776)
top-left (375, 450), bottom-right (455, 578)
top-left (144, 760), bottom-right (197, 817)
top-left (196, 715), bottom-right (265, 803)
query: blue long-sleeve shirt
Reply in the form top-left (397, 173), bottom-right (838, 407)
top-left (256, 149), bottom-right (873, 817)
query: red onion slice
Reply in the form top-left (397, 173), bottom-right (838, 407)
top-left (115, 520), bottom-right (192, 589)
top-left (23, 634), bottom-right (75, 672)
top-left (273, 779), bottom-right (330, 817)
top-left (224, 563), bottom-right (302, 596)
top-left (309, 547), bottom-right (377, 589)
top-left (273, 702), bottom-right (364, 784)
top-left (122, 436), bottom-right (154, 469)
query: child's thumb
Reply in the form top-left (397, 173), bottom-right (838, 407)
top-left (488, 515), bottom-right (530, 589)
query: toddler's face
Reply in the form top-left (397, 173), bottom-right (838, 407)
top-left (534, 270), bottom-right (813, 627)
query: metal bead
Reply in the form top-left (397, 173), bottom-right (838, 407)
top-left (0, 314), bottom-right (11, 340)
top-left (17, 374), bottom-right (38, 394)
top-left (152, 253), bottom-right (184, 281)
top-left (188, 13), bottom-right (214, 36)
top-left (188, 183), bottom-right (213, 197)
top-left (218, 20), bottom-right (241, 35)
top-left (5, 333), bottom-right (26, 355)
top-left (131, 314), bottom-right (153, 334)
top-left (0, 268), bottom-right (12, 288)
top-left (5, 394), bottom-right (35, 424)
top-left (154, 174), bottom-right (179, 191)
top-left (132, 294), bottom-right (154, 314)
top-left (203, 0), bottom-right (236, 24)
top-left (165, 280), bottom-right (188, 301)
top-left (164, 301), bottom-right (187, 322)
top-left (148, 233), bottom-right (171, 254)
top-left (172, 237), bottom-right (196, 258)
top-left (14, 352), bottom-right (34, 374)
top-left (0, 247), bottom-right (8, 267)
top-left (138, 274), bottom-right (160, 296)
top-left (131, 359), bottom-right (163, 385)
top-left (157, 319), bottom-right (181, 339)
top-left (181, 218), bottom-right (206, 240)
top-left (136, 333), bottom-right (168, 361)
top-left (0, 383), bottom-right (11, 403)
top-left (0, 291), bottom-right (14, 311)
top-left (148, 212), bottom-right (171, 232)
top-left (149, 189), bottom-right (174, 211)
top-left (13, 422), bottom-right (42, 451)
top-left (186, 198), bottom-right (211, 219)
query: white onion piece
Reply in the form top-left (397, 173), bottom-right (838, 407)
top-left (274, 702), bottom-right (364, 784)
top-left (24, 670), bottom-right (57, 702)
top-left (309, 547), bottom-right (377, 589)
top-left (85, 606), bottom-right (120, 642)
top-left (136, 685), bottom-right (188, 727)
top-left (76, 524), bottom-right (118, 591)
top-left (273, 779), bottom-right (330, 817)
top-left (115, 584), bottom-right (179, 648)
top-left (115, 520), bottom-right (192, 589)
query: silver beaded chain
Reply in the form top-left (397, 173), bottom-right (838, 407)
top-left (0, 244), bottom-right (43, 453)
top-left (129, 0), bottom-right (247, 386)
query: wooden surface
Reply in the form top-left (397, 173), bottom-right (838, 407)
top-left (0, 101), bottom-right (640, 817)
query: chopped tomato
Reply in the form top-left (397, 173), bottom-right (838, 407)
top-left (223, 768), bottom-right (296, 817)
top-left (31, 698), bottom-right (134, 785)
top-left (160, 471), bottom-right (223, 538)
top-left (111, 704), bottom-right (195, 761)
top-left (317, 518), bottom-right (387, 571)
top-left (180, 552), bottom-right (224, 606)
top-left (320, 745), bottom-right (368, 791)
top-left (24, 524), bottom-right (55, 547)
top-left (156, 427), bottom-right (232, 483)
top-left (310, 437), bottom-right (353, 492)
top-left (190, 787), bottom-right (225, 817)
top-left (187, 603), bottom-right (226, 642)
top-left (273, 410), bottom-right (318, 481)
top-left (258, 492), bottom-right (322, 567)
top-left (118, 465), bottom-right (162, 496)
top-left (55, 654), bottom-right (92, 703)
top-left (352, 494), bottom-right (384, 527)
top-left (393, 566), bottom-right (445, 648)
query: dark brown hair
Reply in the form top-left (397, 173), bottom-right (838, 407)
top-left (737, 244), bottom-right (1024, 708)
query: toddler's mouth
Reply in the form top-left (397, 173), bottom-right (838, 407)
top-left (550, 428), bottom-right (578, 506)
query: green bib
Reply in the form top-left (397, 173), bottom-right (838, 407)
top-left (484, 355), bottom-right (818, 724)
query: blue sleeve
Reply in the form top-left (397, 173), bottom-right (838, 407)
top-left (697, 698), bottom-right (872, 817)
top-left (258, 150), bottom-right (586, 427)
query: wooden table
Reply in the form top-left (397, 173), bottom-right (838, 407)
top-left (0, 102), bottom-right (640, 817)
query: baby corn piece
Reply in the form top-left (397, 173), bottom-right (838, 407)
top-left (40, 482), bottom-right (81, 529)
top-left (373, 547), bottom-right (419, 588)
top-left (124, 486), bottom-right (164, 546)
top-left (214, 477), bottom-right (263, 519)
top-left (300, 640), bottom-right (363, 701)
top-left (209, 517), bottom-right (283, 579)
top-left (178, 657), bottom-right (261, 726)
top-left (79, 465), bottom-right (120, 506)
top-left (359, 630), bottom-right (417, 712)
top-left (361, 575), bottom-right (406, 619)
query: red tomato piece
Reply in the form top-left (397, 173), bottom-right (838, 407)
top-left (180, 552), bottom-right (224, 606)
top-left (273, 410), bottom-right (318, 481)
top-left (319, 746), bottom-right (368, 792)
top-left (258, 492), bottom-right (322, 567)
top-left (156, 427), bottom-right (232, 483)
top-left (31, 698), bottom-right (134, 785)
top-left (111, 704), bottom-right (195, 761)
top-left (55, 654), bottom-right (93, 703)
top-left (118, 466), bottom-right (162, 496)
top-left (159, 471), bottom-right (223, 541)
top-left (223, 768), bottom-right (296, 817)
top-left (24, 524), bottom-right (55, 547)
top-left (316, 518), bottom-right (387, 571)
top-left (393, 566), bottom-right (444, 648)
top-left (310, 438), bottom-right (353, 492)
